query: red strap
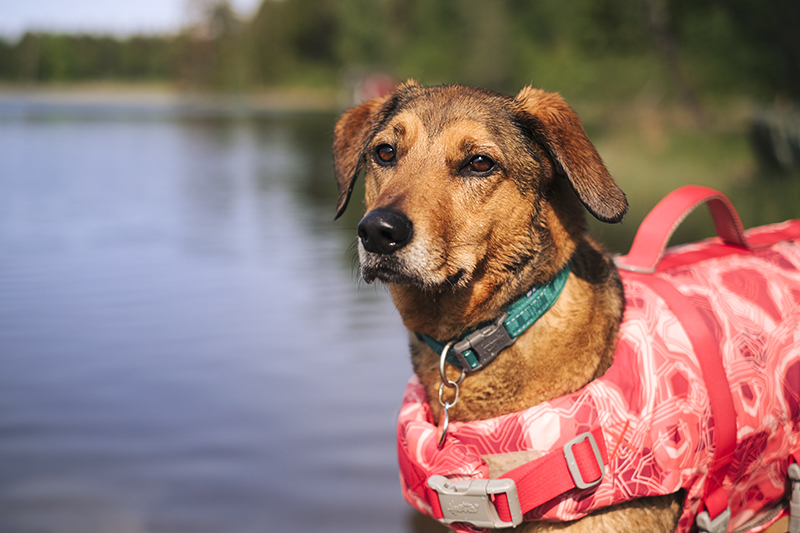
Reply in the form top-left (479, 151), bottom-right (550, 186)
top-left (617, 186), bottom-right (747, 518)
top-left (627, 274), bottom-right (737, 520)
top-left (617, 185), bottom-right (749, 273)
top-left (401, 423), bottom-right (608, 524)
top-left (494, 427), bottom-right (607, 522)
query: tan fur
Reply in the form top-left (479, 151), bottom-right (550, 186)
top-left (333, 81), bottom-right (682, 532)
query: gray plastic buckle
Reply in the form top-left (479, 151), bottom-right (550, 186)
top-left (696, 508), bottom-right (730, 533)
top-left (452, 313), bottom-right (514, 370)
top-left (563, 432), bottom-right (605, 490)
top-left (427, 475), bottom-right (523, 529)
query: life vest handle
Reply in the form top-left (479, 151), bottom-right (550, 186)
top-left (616, 185), bottom-right (749, 273)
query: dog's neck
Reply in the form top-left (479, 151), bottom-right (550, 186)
top-left (415, 265), bottom-right (571, 373)
top-left (390, 236), bottom-right (625, 423)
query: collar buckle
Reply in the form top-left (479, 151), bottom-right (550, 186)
top-left (452, 313), bottom-right (514, 371)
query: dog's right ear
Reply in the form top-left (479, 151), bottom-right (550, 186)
top-left (332, 96), bottom-right (389, 219)
top-left (514, 87), bottom-right (628, 223)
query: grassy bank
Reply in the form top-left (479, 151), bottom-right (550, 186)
top-left (0, 81), bottom-right (342, 114)
top-left (581, 99), bottom-right (800, 253)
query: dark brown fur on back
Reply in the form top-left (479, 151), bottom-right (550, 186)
top-left (333, 81), bottom-right (682, 532)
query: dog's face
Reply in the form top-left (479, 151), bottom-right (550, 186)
top-left (333, 81), bottom-right (627, 295)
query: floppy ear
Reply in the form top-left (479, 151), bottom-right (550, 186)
top-left (332, 96), bottom-right (389, 219)
top-left (514, 87), bottom-right (627, 223)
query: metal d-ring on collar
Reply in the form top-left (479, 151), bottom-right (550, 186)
top-left (439, 341), bottom-right (466, 387)
top-left (427, 266), bottom-right (571, 446)
top-left (437, 342), bottom-right (464, 447)
top-left (437, 378), bottom-right (458, 447)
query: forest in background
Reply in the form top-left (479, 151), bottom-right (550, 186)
top-left (0, 0), bottom-right (799, 109)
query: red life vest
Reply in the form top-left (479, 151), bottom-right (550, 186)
top-left (396, 187), bottom-right (800, 533)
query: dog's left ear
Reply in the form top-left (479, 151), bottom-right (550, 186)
top-left (332, 96), bottom-right (390, 219)
top-left (514, 87), bottom-right (628, 223)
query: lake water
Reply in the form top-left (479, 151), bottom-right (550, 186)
top-left (0, 94), bottom-right (797, 533)
top-left (0, 97), bottom-right (449, 533)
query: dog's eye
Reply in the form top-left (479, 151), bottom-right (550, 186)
top-left (468, 155), bottom-right (495, 173)
top-left (375, 144), bottom-right (396, 164)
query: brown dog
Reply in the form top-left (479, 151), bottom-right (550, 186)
top-left (333, 81), bottom-right (682, 532)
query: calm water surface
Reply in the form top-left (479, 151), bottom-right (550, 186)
top-left (0, 101), bottom-right (442, 533)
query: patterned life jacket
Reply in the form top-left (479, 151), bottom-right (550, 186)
top-left (396, 187), bottom-right (800, 533)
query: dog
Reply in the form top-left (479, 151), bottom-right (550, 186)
top-left (332, 80), bottom-right (683, 532)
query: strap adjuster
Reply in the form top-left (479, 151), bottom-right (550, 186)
top-left (563, 432), bottom-right (605, 490)
top-left (427, 475), bottom-right (523, 528)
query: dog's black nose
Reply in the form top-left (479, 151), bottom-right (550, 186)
top-left (357, 208), bottom-right (413, 255)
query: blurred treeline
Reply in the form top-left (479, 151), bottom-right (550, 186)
top-left (1, 0), bottom-right (798, 104)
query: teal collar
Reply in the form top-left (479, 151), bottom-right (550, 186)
top-left (417, 265), bottom-right (570, 372)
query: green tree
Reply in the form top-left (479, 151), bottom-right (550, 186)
top-left (176, 0), bottom-right (248, 89)
top-left (1, 0), bottom-right (799, 105)
top-left (0, 38), bottom-right (14, 79)
top-left (247, 0), bottom-right (338, 85)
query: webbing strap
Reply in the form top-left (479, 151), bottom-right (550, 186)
top-left (627, 273), bottom-right (737, 521)
top-left (495, 427), bottom-right (607, 522)
top-left (504, 266), bottom-right (571, 337)
top-left (616, 185), bottom-right (741, 521)
top-left (616, 185), bottom-right (749, 273)
top-left (402, 426), bottom-right (607, 525)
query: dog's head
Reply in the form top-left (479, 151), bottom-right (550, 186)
top-left (333, 81), bottom-right (626, 292)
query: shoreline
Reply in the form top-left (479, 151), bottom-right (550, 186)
top-left (0, 82), bottom-right (343, 117)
